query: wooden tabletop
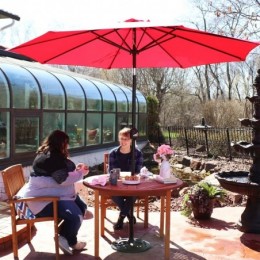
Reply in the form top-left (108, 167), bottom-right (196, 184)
top-left (83, 174), bottom-right (183, 196)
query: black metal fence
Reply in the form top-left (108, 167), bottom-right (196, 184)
top-left (159, 126), bottom-right (253, 160)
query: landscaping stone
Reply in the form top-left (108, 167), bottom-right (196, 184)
top-left (182, 156), bottom-right (192, 167)
top-left (190, 159), bottom-right (201, 170)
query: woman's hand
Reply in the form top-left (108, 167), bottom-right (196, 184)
top-left (76, 163), bottom-right (89, 176)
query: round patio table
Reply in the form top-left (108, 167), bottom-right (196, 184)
top-left (83, 175), bottom-right (183, 259)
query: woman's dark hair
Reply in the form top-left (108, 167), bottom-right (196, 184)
top-left (37, 130), bottom-right (69, 157)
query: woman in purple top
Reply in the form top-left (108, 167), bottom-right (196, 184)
top-left (17, 130), bottom-right (89, 255)
top-left (109, 127), bottom-right (143, 230)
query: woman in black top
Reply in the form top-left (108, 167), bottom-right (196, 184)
top-left (109, 127), bottom-right (143, 230)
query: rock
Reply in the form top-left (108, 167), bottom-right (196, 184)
top-left (227, 191), bottom-right (243, 205)
top-left (204, 173), bottom-right (221, 186)
top-left (182, 156), bottom-right (192, 167)
top-left (191, 170), bottom-right (205, 182)
top-left (190, 159), bottom-right (202, 170)
top-left (174, 155), bottom-right (184, 163)
top-left (195, 145), bottom-right (206, 152)
top-left (183, 167), bottom-right (192, 174)
top-left (204, 161), bottom-right (218, 172)
top-left (173, 163), bottom-right (183, 169)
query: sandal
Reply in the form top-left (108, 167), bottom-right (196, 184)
top-left (72, 241), bottom-right (87, 250)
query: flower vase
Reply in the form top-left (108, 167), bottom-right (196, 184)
top-left (159, 159), bottom-right (171, 179)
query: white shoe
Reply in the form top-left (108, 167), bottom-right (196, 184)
top-left (58, 235), bottom-right (73, 255)
top-left (72, 241), bottom-right (87, 250)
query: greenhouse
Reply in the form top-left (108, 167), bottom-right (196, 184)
top-left (0, 54), bottom-right (147, 168)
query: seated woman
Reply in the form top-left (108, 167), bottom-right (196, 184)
top-left (17, 130), bottom-right (89, 255)
top-left (108, 127), bottom-right (143, 230)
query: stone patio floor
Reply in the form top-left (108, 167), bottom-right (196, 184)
top-left (1, 204), bottom-right (260, 259)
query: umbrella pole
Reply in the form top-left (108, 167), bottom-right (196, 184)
top-left (129, 49), bottom-right (137, 243)
top-left (111, 80), bottom-right (151, 253)
top-left (111, 29), bottom-right (151, 253)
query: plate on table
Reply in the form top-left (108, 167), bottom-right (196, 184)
top-left (122, 179), bottom-right (141, 185)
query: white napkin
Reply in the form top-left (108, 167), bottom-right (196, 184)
top-left (140, 167), bottom-right (153, 178)
top-left (155, 175), bottom-right (177, 184)
top-left (140, 166), bottom-right (148, 175)
top-left (90, 175), bottom-right (108, 186)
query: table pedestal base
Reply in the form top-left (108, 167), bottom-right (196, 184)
top-left (111, 238), bottom-right (151, 253)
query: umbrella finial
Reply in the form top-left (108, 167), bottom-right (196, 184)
top-left (124, 18), bottom-right (150, 23)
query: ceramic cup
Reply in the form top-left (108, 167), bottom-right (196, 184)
top-left (110, 168), bottom-right (120, 185)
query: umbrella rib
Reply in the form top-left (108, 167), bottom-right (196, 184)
top-left (52, 30), bottom-right (132, 64)
top-left (15, 30), bottom-right (133, 64)
top-left (91, 29), bottom-right (132, 53)
top-left (137, 27), bottom-right (247, 66)
top-left (15, 31), bottom-right (105, 63)
top-left (169, 26), bottom-right (249, 60)
top-left (91, 29), bottom-right (133, 68)
top-left (136, 27), bottom-right (184, 67)
top-left (176, 28), bottom-right (246, 61)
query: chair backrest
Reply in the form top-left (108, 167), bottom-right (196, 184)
top-left (104, 153), bottom-right (109, 174)
top-left (1, 164), bottom-right (60, 259)
top-left (1, 164), bottom-right (25, 200)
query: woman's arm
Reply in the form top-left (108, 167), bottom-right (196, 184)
top-left (59, 163), bottom-right (89, 186)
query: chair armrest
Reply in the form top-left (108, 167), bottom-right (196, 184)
top-left (10, 196), bottom-right (59, 204)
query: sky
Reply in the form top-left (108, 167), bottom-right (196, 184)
top-left (0, 0), bottom-right (193, 48)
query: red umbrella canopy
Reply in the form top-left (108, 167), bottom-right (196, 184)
top-left (9, 19), bottom-right (259, 69)
top-left (8, 19), bottom-right (260, 180)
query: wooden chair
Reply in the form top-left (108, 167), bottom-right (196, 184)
top-left (1, 164), bottom-right (60, 260)
top-left (101, 153), bottom-right (149, 236)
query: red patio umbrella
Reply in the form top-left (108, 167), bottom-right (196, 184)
top-left (9, 18), bottom-right (259, 125)
top-left (9, 19), bottom-right (259, 68)
top-left (9, 18), bottom-right (259, 129)
top-left (8, 18), bottom-right (260, 253)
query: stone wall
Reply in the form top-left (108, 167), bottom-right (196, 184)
top-left (171, 155), bottom-right (219, 184)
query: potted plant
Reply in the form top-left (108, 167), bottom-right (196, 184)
top-left (181, 181), bottom-right (226, 219)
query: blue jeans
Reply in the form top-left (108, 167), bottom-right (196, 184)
top-left (36, 195), bottom-right (87, 246)
top-left (111, 196), bottom-right (137, 216)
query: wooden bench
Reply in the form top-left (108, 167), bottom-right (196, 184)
top-left (1, 164), bottom-right (60, 260)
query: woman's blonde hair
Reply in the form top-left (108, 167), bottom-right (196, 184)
top-left (118, 127), bottom-right (131, 139)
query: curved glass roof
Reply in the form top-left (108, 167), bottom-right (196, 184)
top-left (103, 82), bottom-right (128, 112)
top-left (74, 77), bottom-right (102, 111)
top-left (26, 67), bottom-right (65, 110)
top-left (0, 70), bottom-right (10, 108)
top-left (1, 63), bottom-right (41, 109)
top-left (53, 73), bottom-right (85, 111)
top-left (136, 90), bottom-right (147, 113)
top-left (94, 80), bottom-right (116, 112)
top-left (0, 57), bottom-right (147, 113)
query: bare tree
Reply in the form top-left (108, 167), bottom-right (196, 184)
top-left (187, 0), bottom-right (260, 103)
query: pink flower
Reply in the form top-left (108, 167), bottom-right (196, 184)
top-left (157, 144), bottom-right (174, 156)
top-left (153, 144), bottom-right (174, 163)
